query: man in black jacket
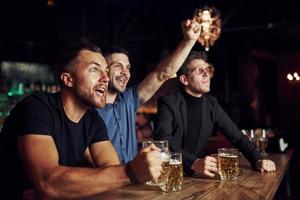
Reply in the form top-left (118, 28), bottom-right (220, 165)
top-left (154, 51), bottom-right (276, 176)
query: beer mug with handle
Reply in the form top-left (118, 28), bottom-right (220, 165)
top-left (142, 141), bottom-right (170, 191)
top-left (167, 152), bottom-right (183, 192)
top-left (218, 148), bottom-right (239, 181)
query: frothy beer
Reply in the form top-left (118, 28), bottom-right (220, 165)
top-left (167, 159), bottom-right (183, 191)
top-left (218, 153), bottom-right (239, 181)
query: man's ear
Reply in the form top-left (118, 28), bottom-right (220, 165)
top-left (61, 72), bottom-right (73, 87)
top-left (179, 75), bottom-right (188, 86)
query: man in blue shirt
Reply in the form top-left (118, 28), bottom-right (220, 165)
top-left (97, 19), bottom-right (202, 163)
top-left (0, 42), bottom-right (163, 199)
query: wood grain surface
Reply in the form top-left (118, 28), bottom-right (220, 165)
top-left (89, 150), bottom-right (293, 200)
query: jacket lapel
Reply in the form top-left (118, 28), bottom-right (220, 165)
top-left (178, 92), bottom-right (188, 137)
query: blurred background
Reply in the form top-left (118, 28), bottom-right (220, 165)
top-left (0, 0), bottom-right (299, 198)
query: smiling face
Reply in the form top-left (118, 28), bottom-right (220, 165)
top-left (105, 53), bottom-right (131, 93)
top-left (179, 58), bottom-right (213, 97)
top-left (69, 50), bottom-right (109, 109)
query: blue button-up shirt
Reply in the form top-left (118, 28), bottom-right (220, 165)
top-left (97, 87), bottom-right (141, 164)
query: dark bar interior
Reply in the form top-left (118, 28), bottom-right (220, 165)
top-left (0, 0), bottom-right (299, 199)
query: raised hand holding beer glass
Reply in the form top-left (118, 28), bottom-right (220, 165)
top-left (142, 141), bottom-right (170, 191)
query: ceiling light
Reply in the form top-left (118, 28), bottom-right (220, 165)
top-left (193, 6), bottom-right (222, 51)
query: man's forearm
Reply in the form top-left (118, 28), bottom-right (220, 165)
top-left (37, 165), bottom-right (130, 199)
top-left (137, 38), bottom-right (196, 103)
top-left (156, 38), bottom-right (197, 81)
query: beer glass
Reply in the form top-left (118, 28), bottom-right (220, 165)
top-left (167, 152), bottom-right (183, 192)
top-left (241, 129), bottom-right (256, 145)
top-left (255, 129), bottom-right (268, 156)
top-left (218, 148), bottom-right (239, 181)
top-left (142, 141), bottom-right (170, 191)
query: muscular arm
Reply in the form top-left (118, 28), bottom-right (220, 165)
top-left (89, 140), bottom-right (120, 167)
top-left (137, 20), bottom-right (201, 104)
top-left (17, 135), bottom-right (130, 199)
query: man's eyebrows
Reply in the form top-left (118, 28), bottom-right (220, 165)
top-left (90, 61), bottom-right (101, 66)
top-left (111, 61), bottom-right (130, 66)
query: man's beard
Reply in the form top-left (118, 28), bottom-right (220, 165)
top-left (74, 88), bottom-right (106, 109)
top-left (108, 81), bottom-right (123, 93)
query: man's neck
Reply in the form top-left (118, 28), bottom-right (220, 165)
top-left (184, 88), bottom-right (203, 98)
top-left (60, 90), bottom-right (88, 123)
top-left (106, 89), bottom-right (118, 104)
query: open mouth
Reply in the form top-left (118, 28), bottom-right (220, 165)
top-left (95, 86), bottom-right (107, 96)
top-left (116, 76), bottom-right (128, 86)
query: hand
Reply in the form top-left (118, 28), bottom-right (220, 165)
top-left (181, 19), bottom-right (201, 42)
top-left (191, 156), bottom-right (218, 178)
top-left (256, 159), bottom-right (276, 172)
top-left (130, 144), bottom-right (162, 183)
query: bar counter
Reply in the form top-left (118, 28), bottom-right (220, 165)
top-left (89, 150), bottom-right (293, 200)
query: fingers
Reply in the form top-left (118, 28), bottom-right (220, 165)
top-left (205, 156), bottom-right (218, 168)
top-left (257, 159), bottom-right (276, 172)
top-left (141, 143), bottom-right (160, 153)
top-left (208, 155), bottom-right (218, 163)
top-left (149, 160), bottom-right (163, 181)
top-left (131, 146), bottom-right (163, 183)
top-left (146, 150), bottom-right (162, 167)
top-left (204, 169), bottom-right (216, 177)
top-left (146, 151), bottom-right (163, 181)
top-left (261, 160), bottom-right (276, 172)
top-left (183, 19), bottom-right (191, 27)
top-left (203, 156), bottom-right (218, 177)
top-left (182, 19), bottom-right (201, 32)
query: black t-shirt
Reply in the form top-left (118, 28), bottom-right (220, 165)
top-left (0, 92), bottom-right (109, 198)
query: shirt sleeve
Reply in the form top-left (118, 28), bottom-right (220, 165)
top-left (16, 95), bottom-right (54, 136)
top-left (89, 109), bottom-right (109, 144)
top-left (213, 99), bottom-right (262, 169)
top-left (125, 86), bottom-right (142, 112)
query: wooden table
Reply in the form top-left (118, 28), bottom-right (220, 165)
top-left (90, 150), bottom-right (293, 200)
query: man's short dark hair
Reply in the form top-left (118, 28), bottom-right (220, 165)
top-left (55, 42), bottom-right (102, 84)
top-left (177, 51), bottom-right (208, 78)
top-left (102, 46), bottom-right (129, 58)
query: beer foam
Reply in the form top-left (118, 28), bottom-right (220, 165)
top-left (218, 153), bottom-right (238, 158)
top-left (161, 152), bottom-right (170, 161)
top-left (170, 159), bottom-right (181, 165)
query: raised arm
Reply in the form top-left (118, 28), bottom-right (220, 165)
top-left (137, 19), bottom-right (201, 103)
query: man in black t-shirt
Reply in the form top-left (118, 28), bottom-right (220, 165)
top-left (154, 51), bottom-right (276, 177)
top-left (0, 42), bottom-right (162, 199)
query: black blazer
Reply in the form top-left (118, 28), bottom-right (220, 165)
top-left (154, 91), bottom-right (261, 175)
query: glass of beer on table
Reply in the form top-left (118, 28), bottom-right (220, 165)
top-left (255, 129), bottom-right (269, 156)
top-left (142, 141), bottom-right (170, 191)
top-left (167, 152), bottom-right (183, 192)
top-left (218, 148), bottom-right (239, 181)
